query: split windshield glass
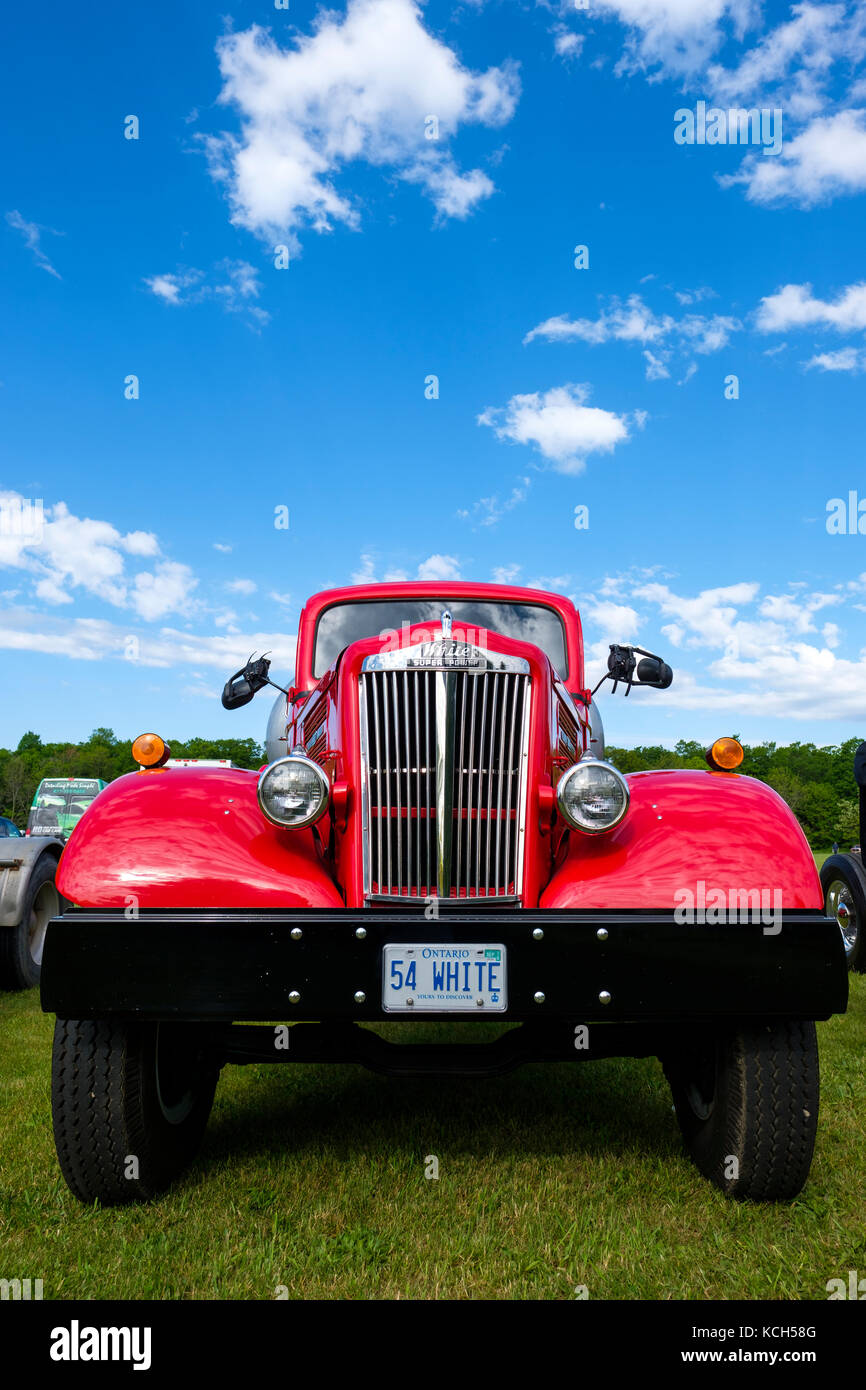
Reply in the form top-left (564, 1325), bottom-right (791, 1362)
top-left (313, 600), bottom-right (568, 678)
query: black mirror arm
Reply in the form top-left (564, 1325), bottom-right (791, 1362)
top-left (591, 644), bottom-right (671, 698)
top-left (243, 652), bottom-right (291, 697)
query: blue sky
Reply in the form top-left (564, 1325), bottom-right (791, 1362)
top-left (2, 0), bottom-right (866, 752)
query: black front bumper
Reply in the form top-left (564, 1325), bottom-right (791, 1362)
top-left (41, 908), bottom-right (848, 1024)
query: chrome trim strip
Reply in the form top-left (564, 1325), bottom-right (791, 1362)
top-left (363, 644), bottom-right (529, 674)
top-left (514, 687), bottom-right (532, 896)
top-left (360, 667), bottom-right (532, 902)
top-left (358, 677), bottom-right (372, 894)
top-left (435, 671), bottom-right (456, 897)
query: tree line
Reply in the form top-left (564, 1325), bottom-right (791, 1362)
top-left (606, 738), bottom-right (863, 849)
top-left (0, 728), bottom-right (862, 850)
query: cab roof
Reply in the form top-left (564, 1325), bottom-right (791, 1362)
top-left (294, 581), bottom-right (584, 693)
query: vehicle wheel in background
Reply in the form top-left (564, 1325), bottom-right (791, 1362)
top-left (820, 853), bottom-right (865, 971)
top-left (0, 853), bottom-right (61, 990)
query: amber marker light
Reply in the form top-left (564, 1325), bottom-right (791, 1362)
top-left (706, 737), bottom-right (744, 772)
top-left (132, 732), bottom-right (171, 769)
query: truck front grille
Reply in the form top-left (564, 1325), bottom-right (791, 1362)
top-left (359, 668), bottom-right (530, 900)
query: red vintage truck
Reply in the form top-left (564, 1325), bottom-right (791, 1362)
top-left (41, 581), bottom-right (847, 1205)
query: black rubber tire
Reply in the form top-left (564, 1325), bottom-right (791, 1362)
top-left (0, 853), bottom-right (62, 991)
top-left (663, 1019), bottom-right (820, 1201)
top-left (51, 1018), bottom-right (220, 1205)
top-left (820, 853), bottom-right (865, 971)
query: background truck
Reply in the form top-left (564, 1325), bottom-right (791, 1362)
top-left (1, 828), bottom-right (65, 989)
top-left (26, 777), bottom-right (108, 841)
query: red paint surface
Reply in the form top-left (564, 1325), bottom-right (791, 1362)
top-left (57, 766), bottom-right (343, 909)
top-left (541, 770), bottom-right (822, 910)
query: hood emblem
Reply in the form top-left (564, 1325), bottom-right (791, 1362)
top-left (441, 609), bottom-right (453, 638)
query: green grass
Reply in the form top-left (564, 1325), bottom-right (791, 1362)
top-left (1, 985), bottom-right (865, 1300)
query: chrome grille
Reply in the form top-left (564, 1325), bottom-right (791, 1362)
top-left (360, 666), bottom-right (530, 899)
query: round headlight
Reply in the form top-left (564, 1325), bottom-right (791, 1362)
top-left (556, 758), bottom-right (629, 834)
top-left (257, 755), bottom-right (330, 829)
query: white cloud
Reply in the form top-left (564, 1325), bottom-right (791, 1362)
top-left (593, 0), bottom-right (757, 77)
top-left (478, 383), bottom-right (632, 474)
top-left (269, 590), bottom-right (293, 608)
top-left (144, 260), bottom-right (268, 324)
top-left (123, 530), bottom-right (160, 557)
top-left (0, 491), bottom-right (199, 622)
top-left (755, 280), bottom-right (866, 333)
top-left (350, 549), bottom-right (459, 584)
top-left (226, 578), bottom-right (257, 595)
top-left (132, 562), bottom-right (198, 621)
top-left (5, 209), bottom-right (62, 279)
top-left (674, 286), bottom-right (716, 305)
top-left (457, 477), bottom-right (530, 527)
top-left (203, 2), bottom-right (520, 252)
top-left (552, 27), bottom-right (585, 60)
top-left (144, 271), bottom-right (202, 304)
top-left (721, 108), bottom-right (866, 205)
top-left (643, 349), bottom-right (671, 380)
top-left (213, 542), bottom-right (233, 553)
top-left (416, 553), bottom-right (462, 581)
top-left (804, 346), bottom-right (866, 371)
top-left (573, 2), bottom-right (866, 212)
top-left (678, 313), bottom-right (739, 352)
top-left (0, 607), bottom-right (297, 675)
top-left (492, 563), bottom-right (521, 584)
top-left (706, 2), bottom-right (855, 116)
top-left (524, 293), bottom-right (740, 376)
top-left (584, 575), bottom-right (866, 720)
top-left (524, 296), bottom-right (674, 346)
top-left (350, 553), bottom-right (410, 584)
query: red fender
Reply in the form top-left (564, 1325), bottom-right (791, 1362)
top-left (56, 767), bottom-right (343, 909)
top-left (540, 770), bottom-right (822, 911)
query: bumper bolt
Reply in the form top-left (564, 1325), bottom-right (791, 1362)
top-left (355, 927), bottom-right (367, 939)
top-left (533, 991), bottom-right (545, 1004)
top-left (476, 997), bottom-right (484, 1007)
top-left (288, 991), bottom-right (301, 1005)
top-left (291, 927), bottom-right (302, 941)
top-left (599, 990), bottom-right (612, 1005)
top-left (532, 928), bottom-right (544, 940)
top-left (354, 990), bottom-right (366, 1004)
top-left (596, 927), bottom-right (609, 941)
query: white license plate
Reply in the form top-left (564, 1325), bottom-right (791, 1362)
top-left (382, 943), bottom-right (507, 1012)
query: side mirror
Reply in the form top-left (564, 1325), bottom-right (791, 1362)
top-left (600, 644), bottom-right (674, 696)
top-left (221, 655), bottom-right (273, 710)
top-left (636, 655), bottom-right (673, 689)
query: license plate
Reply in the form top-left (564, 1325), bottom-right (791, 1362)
top-left (382, 943), bottom-right (507, 1012)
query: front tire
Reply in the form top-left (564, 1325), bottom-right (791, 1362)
top-left (51, 1019), bottom-right (220, 1205)
top-left (663, 1019), bottom-right (820, 1201)
top-left (820, 854), bottom-right (865, 971)
top-left (0, 854), bottom-right (61, 990)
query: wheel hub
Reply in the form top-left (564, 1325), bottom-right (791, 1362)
top-left (825, 879), bottom-right (859, 959)
top-left (28, 880), bottom-right (59, 967)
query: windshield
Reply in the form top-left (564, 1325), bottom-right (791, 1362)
top-left (314, 599), bottom-right (568, 678)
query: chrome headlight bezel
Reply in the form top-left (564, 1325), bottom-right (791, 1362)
top-left (257, 754), bottom-right (330, 830)
top-left (556, 757), bottom-right (630, 835)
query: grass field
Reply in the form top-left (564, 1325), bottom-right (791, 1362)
top-left (1, 980), bottom-right (864, 1301)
